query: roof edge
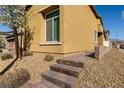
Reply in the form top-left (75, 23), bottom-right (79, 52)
top-left (89, 5), bottom-right (104, 29)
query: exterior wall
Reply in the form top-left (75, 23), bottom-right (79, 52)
top-left (27, 5), bottom-right (64, 53)
top-left (62, 5), bottom-right (103, 53)
top-left (104, 32), bottom-right (109, 41)
top-left (95, 46), bottom-right (111, 60)
top-left (103, 41), bottom-right (110, 47)
top-left (27, 5), bottom-right (104, 54)
top-left (97, 19), bottom-right (104, 46)
top-left (0, 35), bottom-right (15, 51)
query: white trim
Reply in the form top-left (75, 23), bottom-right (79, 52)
top-left (46, 15), bottom-right (59, 21)
top-left (39, 42), bottom-right (61, 45)
top-left (44, 17), bottom-right (46, 43)
top-left (52, 17), bottom-right (54, 41)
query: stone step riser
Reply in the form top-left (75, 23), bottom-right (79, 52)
top-left (50, 65), bottom-right (79, 77)
top-left (42, 73), bottom-right (73, 88)
top-left (57, 59), bottom-right (84, 68)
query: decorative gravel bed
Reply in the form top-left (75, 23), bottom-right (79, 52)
top-left (75, 48), bottom-right (124, 88)
top-left (6, 53), bottom-right (62, 86)
top-left (0, 55), bottom-right (15, 74)
top-left (1, 48), bottom-right (123, 88)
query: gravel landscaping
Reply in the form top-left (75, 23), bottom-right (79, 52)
top-left (75, 48), bottom-right (124, 88)
top-left (6, 53), bottom-right (62, 86)
top-left (0, 48), bottom-right (124, 88)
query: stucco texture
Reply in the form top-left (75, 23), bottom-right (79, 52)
top-left (27, 5), bottom-right (104, 54)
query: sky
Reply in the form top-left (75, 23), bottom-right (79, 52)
top-left (96, 5), bottom-right (124, 40)
top-left (0, 23), bottom-right (12, 32)
top-left (0, 5), bottom-right (124, 40)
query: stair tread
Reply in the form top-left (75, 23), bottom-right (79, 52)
top-left (39, 79), bottom-right (59, 88)
top-left (57, 59), bottom-right (85, 63)
top-left (51, 64), bottom-right (82, 73)
top-left (42, 70), bottom-right (77, 86)
top-left (57, 59), bottom-right (84, 67)
top-left (58, 58), bottom-right (87, 63)
top-left (22, 79), bottom-right (59, 88)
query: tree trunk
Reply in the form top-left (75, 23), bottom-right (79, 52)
top-left (24, 27), bottom-right (27, 55)
top-left (13, 28), bottom-right (19, 58)
top-left (24, 13), bottom-right (27, 56)
top-left (20, 30), bottom-right (23, 59)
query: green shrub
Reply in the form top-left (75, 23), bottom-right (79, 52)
top-left (44, 54), bottom-right (54, 62)
top-left (1, 53), bottom-right (13, 60)
top-left (0, 68), bottom-right (30, 88)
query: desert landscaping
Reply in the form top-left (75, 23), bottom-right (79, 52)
top-left (75, 48), bottom-right (124, 87)
top-left (0, 5), bottom-right (124, 88)
top-left (0, 48), bottom-right (123, 88)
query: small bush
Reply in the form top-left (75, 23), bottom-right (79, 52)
top-left (1, 53), bottom-right (13, 61)
top-left (44, 54), bottom-right (54, 62)
top-left (0, 68), bottom-right (30, 88)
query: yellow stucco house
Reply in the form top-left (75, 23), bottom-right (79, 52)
top-left (26, 5), bottom-right (106, 55)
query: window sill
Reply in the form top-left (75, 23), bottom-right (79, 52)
top-left (39, 42), bottom-right (61, 46)
top-left (94, 42), bottom-right (98, 44)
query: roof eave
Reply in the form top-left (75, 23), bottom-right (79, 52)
top-left (89, 5), bottom-right (104, 29)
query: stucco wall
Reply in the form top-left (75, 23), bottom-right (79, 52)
top-left (95, 46), bottom-right (111, 59)
top-left (62, 5), bottom-right (102, 53)
top-left (27, 5), bottom-right (104, 54)
top-left (27, 5), bottom-right (64, 53)
top-left (97, 22), bottom-right (104, 46)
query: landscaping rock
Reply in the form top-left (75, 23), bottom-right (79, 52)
top-left (1, 53), bottom-right (13, 61)
top-left (44, 54), bottom-right (54, 62)
top-left (0, 68), bottom-right (30, 88)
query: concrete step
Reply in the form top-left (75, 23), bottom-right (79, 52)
top-left (56, 59), bottom-right (84, 67)
top-left (50, 64), bottom-right (82, 77)
top-left (22, 79), bottom-right (59, 88)
top-left (42, 70), bottom-right (77, 88)
top-left (41, 79), bottom-right (59, 88)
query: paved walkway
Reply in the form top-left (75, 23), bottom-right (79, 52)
top-left (61, 50), bottom-right (94, 63)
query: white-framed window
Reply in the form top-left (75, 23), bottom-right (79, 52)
top-left (94, 31), bottom-right (98, 43)
top-left (45, 9), bottom-right (60, 42)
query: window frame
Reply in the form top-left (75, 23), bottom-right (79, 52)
top-left (45, 9), bottom-right (60, 44)
top-left (94, 31), bottom-right (98, 43)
